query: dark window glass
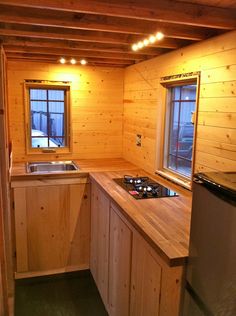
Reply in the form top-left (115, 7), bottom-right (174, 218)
top-left (166, 84), bottom-right (196, 178)
top-left (29, 88), bottom-right (66, 148)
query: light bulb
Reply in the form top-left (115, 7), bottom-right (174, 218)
top-left (143, 39), bottom-right (149, 46)
top-left (137, 41), bottom-right (144, 49)
top-left (70, 58), bottom-right (76, 65)
top-left (149, 35), bottom-right (156, 44)
top-left (80, 59), bottom-right (87, 65)
top-left (132, 44), bottom-right (138, 51)
top-left (59, 57), bottom-right (66, 64)
top-left (156, 32), bottom-right (164, 40)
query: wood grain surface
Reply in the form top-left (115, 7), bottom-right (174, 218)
top-left (90, 169), bottom-right (191, 267)
top-left (11, 158), bottom-right (191, 267)
top-left (123, 30), bottom-right (236, 174)
top-left (10, 158), bottom-right (138, 180)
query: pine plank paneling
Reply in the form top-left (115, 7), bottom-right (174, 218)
top-left (13, 179), bottom-right (90, 276)
top-left (196, 139), bottom-right (236, 161)
top-left (197, 125), bottom-right (236, 144)
top-left (198, 97), bottom-right (236, 112)
top-left (123, 30), bottom-right (236, 174)
top-left (7, 61), bottom-right (124, 162)
top-left (198, 112), bottom-right (236, 129)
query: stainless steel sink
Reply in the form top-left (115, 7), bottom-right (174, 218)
top-left (26, 161), bottom-right (79, 173)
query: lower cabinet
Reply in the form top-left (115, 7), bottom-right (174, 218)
top-left (90, 181), bottom-right (110, 306)
top-left (13, 177), bottom-right (90, 278)
top-left (109, 205), bottom-right (132, 316)
top-left (90, 180), bottom-right (184, 316)
top-left (130, 232), bottom-right (162, 316)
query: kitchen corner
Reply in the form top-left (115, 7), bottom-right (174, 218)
top-left (10, 158), bottom-right (191, 315)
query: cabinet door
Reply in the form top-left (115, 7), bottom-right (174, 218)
top-left (90, 182), bottom-right (110, 307)
top-left (109, 205), bottom-right (132, 316)
top-left (14, 181), bottom-right (90, 276)
top-left (130, 232), bottom-right (162, 316)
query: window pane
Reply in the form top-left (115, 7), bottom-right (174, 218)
top-left (171, 87), bottom-right (180, 100)
top-left (31, 101), bottom-right (48, 136)
top-left (48, 90), bottom-right (64, 101)
top-left (50, 137), bottom-right (65, 147)
top-left (177, 157), bottom-right (192, 177)
top-left (181, 85), bottom-right (196, 101)
top-left (179, 101), bottom-right (195, 126)
top-left (31, 101), bottom-right (47, 112)
top-left (31, 137), bottom-right (58, 148)
top-left (49, 102), bottom-right (65, 138)
top-left (30, 89), bottom-right (47, 100)
top-left (169, 102), bottom-right (179, 155)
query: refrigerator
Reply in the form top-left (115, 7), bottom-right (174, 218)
top-left (183, 172), bottom-right (236, 316)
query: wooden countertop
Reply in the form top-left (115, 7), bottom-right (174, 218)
top-left (11, 158), bottom-right (191, 267)
top-left (10, 158), bottom-right (138, 180)
top-left (90, 170), bottom-right (191, 267)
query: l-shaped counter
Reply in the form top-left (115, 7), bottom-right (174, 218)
top-left (11, 158), bottom-right (192, 267)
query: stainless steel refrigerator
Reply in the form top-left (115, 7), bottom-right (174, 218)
top-left (183, 172), bottom-right (236, 316)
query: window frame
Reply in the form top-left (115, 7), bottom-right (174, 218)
top-left (24, 82), bottom-right (71, 154)
top-left (157, 75), bottom-right (200, 190)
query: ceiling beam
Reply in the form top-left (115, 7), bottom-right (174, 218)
top-left (6, 52), bottom-right (130, 67)
top-left (3, 45), bottom-right (149, 61)
top-left (0, 5), bottom-right (214, 41)
top-left (1, 37), bottom-right (169, 56)
top-left (0, 25), bottom-right (189, 49)
top-left (0, 0), bottom-right (235, 29)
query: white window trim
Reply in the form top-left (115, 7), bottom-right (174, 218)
top-left (156, 73), bottom-right (200, 190)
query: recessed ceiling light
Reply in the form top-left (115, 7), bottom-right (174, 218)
top-left (137, 41), bottom-right (144, 49)
top-left (156, 32), bottom-right (164, 40)
top-left (70, 58), bottom-right (77, 65)
top-left (59, 57), bottom-right (66, 64)
top-left (143, 39), bottom-right (149, 46)
top-left (149, 35), bottom-right (156, 44)
top-left (132, 44), bottom-right (138, 51)
top-left (80, 59), bottom-right (87, 65)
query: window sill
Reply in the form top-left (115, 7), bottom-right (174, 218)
top-left (155, 169), bottom-right (191, 190)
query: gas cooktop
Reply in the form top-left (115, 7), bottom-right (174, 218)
top-left (113, 175), bottom-right (178, 199)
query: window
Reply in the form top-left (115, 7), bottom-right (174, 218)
top-left (25, 84), bottom-right (70, 151)
top-left (163, 82), bottom-right (197, 181)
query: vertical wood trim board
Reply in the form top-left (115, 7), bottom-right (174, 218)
top-left (13, 188), bottom-right (28, 272)
top-left (123, 30), bottom-right (236, 174)
top-left (0, 45), bottom-right (14, 314)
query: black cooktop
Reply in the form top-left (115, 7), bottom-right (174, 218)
top-left (113, 175), bottom-right (178, 199)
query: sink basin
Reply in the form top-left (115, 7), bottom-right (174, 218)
top-left (26, 161), bottom-right (79, 173)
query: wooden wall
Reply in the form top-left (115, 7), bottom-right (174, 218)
top-left (123, 30), bottom-right (236, 174)
top-left (7, 62), bottom-right (124, 162)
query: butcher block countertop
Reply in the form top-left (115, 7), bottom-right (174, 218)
top-left (11, 158), bottom-right (191, 267)
top-left (90, 170), bottom-right (191, 267)
top-left (10, 158), bottom-right (138, 180)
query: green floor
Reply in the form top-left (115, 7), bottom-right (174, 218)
top-left (15, 270), bottom-right (108, 316)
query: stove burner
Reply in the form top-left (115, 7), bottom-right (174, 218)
top-left (113, 176), bottom-right (178, 199)
top-left (124, 175), bottom-right (149, 185)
